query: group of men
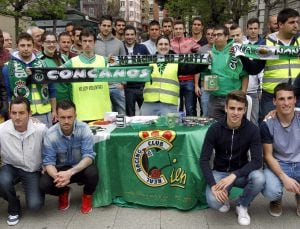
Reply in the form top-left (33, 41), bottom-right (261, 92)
top-left (0, 6), bottom-right (299, 227)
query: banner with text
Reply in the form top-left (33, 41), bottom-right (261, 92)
top-left (233, 43), bottom-right (300, 60)
top-left (112, 53), bottom-right (211, 66)
top-left (30, 66), bottom-right (153, 83)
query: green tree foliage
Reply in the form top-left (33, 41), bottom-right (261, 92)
top-left (0, 0), bottom-right (76, 37)
top-left (165, 0), bottom-right (254, 26)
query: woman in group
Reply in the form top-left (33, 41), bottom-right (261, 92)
top-left (141, 35), bottom-right (205, 116)
top-left (39, 31), bottom-right (71, 103)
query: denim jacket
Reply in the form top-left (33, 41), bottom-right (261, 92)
top-left (43, 120), bottom-right (95, 167)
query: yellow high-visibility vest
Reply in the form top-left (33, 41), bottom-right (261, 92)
top-left (263, 37), bottom-right (300, 93)
top-left (144, 63), bottom-right (179, 106)
top-left (71, 55), bottom-right (111, 121)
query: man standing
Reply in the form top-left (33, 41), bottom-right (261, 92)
top-left (200, 90), bottom-right (264, 226)
top-left (161, 17), bottom-right (173, 39)
top-left (245, 18), bottom-right (264, 124)
top-left (40, 100), bottom-right (98, 214)
top-left (261, 83), bottom-right (300, 217)
top-left (95, 15), bottom-right (126, 114)
top-left (123, 25), bottom-right (149, 116)
top-left (208, 25), bottom-right (248, 120)
top-left (0, 97), bottom-right (46, 226)
top-left (191, 17), bottom-right (207, 46)
top-left (70, 26), bottom-right (83, 55)
top-left (3, 31), bottom-right (13, 52)
top-left (3, 32), bottom-right (56, 127)
top-left (64, 29), bottom-right (111, 121)
top-left (242, 8), bottom-right (300, 120)
top-left (142, 20), bottom-right (160, 54)
top-left (0, 29), bottom-right (11, 67)
top-left (26, 26), bottom-right (44, 54)
top-left (114, 18), bottom-right (126, 41)
top-left (268, 15), bottom-right (279, 34)
top-left (171, 20), bottom-right (200, 116)
top-left (58, 31), bottom-right (77, 59)
top-left (195, 26), bottom-right (215, 117)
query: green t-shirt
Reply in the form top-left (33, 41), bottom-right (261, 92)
top-left (211, 39), bottom-right (247, 96)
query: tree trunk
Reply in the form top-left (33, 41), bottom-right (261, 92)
top-left (53, 19), bottom-right (57, 34)
top-left (15, 16), bottom-right (19, 39)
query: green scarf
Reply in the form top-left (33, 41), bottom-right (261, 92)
top-left (8, 58), bottom-right (49, 104)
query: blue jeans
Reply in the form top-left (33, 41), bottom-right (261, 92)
top-left (259, 91), bottom-right (275, 123)
top-left (206, 170), bottom-right (265, 209)
top-left (179, 80), bottom-right (196, 116)
top-left (262, 161), bottom-right (300, 201)
top-left (141, 102), bottom-right (177, 116)
top-left (110, 88), bottom-right (126, 114)
top-left (200, 87), bottom-right (210, 117)
top-left (0, 165), bottom-right (44, 215)
top-left (33, 112), bottom-right (52, 127)
top-left (125, 87), bottom-right (144, 116)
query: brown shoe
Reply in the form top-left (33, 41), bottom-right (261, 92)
top-left (269, 200), bottom-right (282, 217)
top-left (296, 194), bottom-right (300, 217)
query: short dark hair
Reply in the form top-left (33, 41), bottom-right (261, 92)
top-left (80, 29), bottom-right (96, 41)
top-left (162, 17), bottom-right (173, 26)
top-left (124, 25), bottom-right (136, 34)
top-left (72, 25), bottom-right (83, 36)
top-left (225, 90), bottom-right (248, 107)
top-left (229, 23), bottom-right (240, 30)
top-left (149, 20), bottom-right (160, 28)
top-left (277, 8), bottom-right (299, 24)
top-left (173, 20), bottom-right (185, 27)
top-left (214, 25), bottom-right (229, 36)
top-left (99, 15), bottom-right (113, 25)
top-left (274, 83), bottom-right (295, 98)
top-left (58, 31), bottom-right (71, 41)
top-left (65, 22), bottom-right (74, 28)
top-left (192, 16), bottom-right (204, 25)
top-left (247, 18), bottom-right (260, 28)
top-left (17, 32), bottom-right (34, 45)
top-left (115, 18), bottom-right (126, 26)
top-left (10, 96), bottom-right (31, 113)
top-left (56, 100), bottom-right (76, 112)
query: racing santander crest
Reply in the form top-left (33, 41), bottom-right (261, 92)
top-left (132, 130), bottom-right (177, 187)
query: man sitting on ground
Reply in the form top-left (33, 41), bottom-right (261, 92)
top-left (261, 83), bottom-right (300, 217)
top-left (40, 100), bottom-right (98, 214)
top-left (200, 90), bottom-right (264, 226)
top-left (0, 96), bottom-right (46, 226)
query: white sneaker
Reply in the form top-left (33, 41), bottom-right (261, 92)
top-left (7, 214), bottom-right (20, 226)
top-left (236, 205), bottom-right (250, 226)
top-left (218, 201), bottom-right (230, 213)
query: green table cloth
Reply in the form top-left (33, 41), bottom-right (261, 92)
top-left (93, 124), bottom-right (210, 210)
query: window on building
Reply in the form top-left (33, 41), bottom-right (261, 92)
top-left (129, 1), bottom-right (133, 7)
top-left (89, 7), bottom-right (95, 16)
top-left (129, 11), bottom-right (134, 17)
top-left (120, 1), bottom-right (125, 7)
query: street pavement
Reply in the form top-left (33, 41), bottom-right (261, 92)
top-left (0, 184), bottom-right (300, 229)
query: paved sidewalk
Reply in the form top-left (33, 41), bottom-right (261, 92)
top-left (0, 185), bottom-right (299, 229)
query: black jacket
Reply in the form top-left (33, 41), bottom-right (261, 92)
top-left (199, 116), bottom-right (263, 187)
top-left (0, 67), bottom-right (8, 117)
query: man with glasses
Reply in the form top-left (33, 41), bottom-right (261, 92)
top-left (208, 25), bottom-right (248, 120)
top-left (195, 25), bottom-right (215, 117)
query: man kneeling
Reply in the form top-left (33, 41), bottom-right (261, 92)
top-left (40, 100), bottom-right (98, 214)
top-left (200, 90), bottom-right (265, 226)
